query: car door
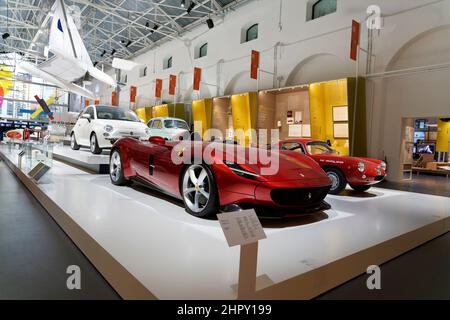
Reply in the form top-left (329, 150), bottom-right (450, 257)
top-left (76, 108), bottom-right (91, 146)
top-left (82, 107), bottom-right (96, 145)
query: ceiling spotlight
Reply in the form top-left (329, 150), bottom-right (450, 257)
top-left (100, 50), bottom-right (106, 57)
top-left (206, 18), bottom-right (214, 29)
top-left (187, 1), bottom-right (196, 14)
top-left (2, 33), bottom-right (10, 40)
top-left (145, 21), bottom-right (150, 28)
top-left (153, 24), bottom-right (159, 30)
top-left (93, 61), bottom-right (98, 67)
top-left (125, 40), bottom-right (132, 48)
top-left (111, 49), bottom-right (116, 55)
top-left (181, 0), bottom-right (186, 8)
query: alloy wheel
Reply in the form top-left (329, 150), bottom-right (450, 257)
top-left (110, 151), bottom-right (121, 182)
top-left (182, 165), bottom-right (211, 213)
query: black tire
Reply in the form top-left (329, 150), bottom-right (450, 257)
top-left (90, 133), bottom-right (102, 155)
top-left (181, 164), bottom-right (219, 218)
top-left (109, 150), bottom-right (129, 186)
top-left (350, 184), bottom-right (371, 192)
top-left (70, 132), bottom-right (80, 150)
top-left (325, 167), bottom-right (347, 195)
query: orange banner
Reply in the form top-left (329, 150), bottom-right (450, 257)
top-left (130, 86), bottom-right (137, 103)
top-left (169, 75), bottom-right (177, 96)
top-left (350, 20), bottom-right (360, 61)
top-left (112, 91), bottom-right (117, 106)
top-left (155, 79), bottom-right (163, 98)
top-left (251, 50), bottom-right (260, 80)
top-left (193, 67), bottom-right (201, 91)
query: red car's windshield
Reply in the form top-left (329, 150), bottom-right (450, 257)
top-left (306, 141), bottom-right (337, 155)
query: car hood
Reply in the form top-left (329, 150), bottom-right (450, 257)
top-left (99, 120), bottom-right (147, 131)
top-left (215, 144), bottom-right (330, 182)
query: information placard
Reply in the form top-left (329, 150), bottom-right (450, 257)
top-left (217, 210), bottom-right (266, 247)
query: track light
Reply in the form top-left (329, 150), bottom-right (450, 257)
top-left (93, 61), bottom-right (98, 67)
top-left (181, 0), bottom-right (185, 8)
top-left (153, 24), bottom-right (159, 30)
top-left (111, 49), bottom-right (116, 55)
top-left (206, 18), bottom-right (214, 29)
top-left (145, 21), bottom-right (150, 28)
top-left (187, 1), bottom-right (196, 14)
top-left (100, 50), bottom-right (106, 57)
top-left (125, 40), bottom-right (132, 48)
top-left (2, 33), bottom-right (10, 40)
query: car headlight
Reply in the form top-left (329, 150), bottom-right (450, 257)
top-left (104, 125), bottom-right (114, 133)
top-left (380, 161), bottom-right (387, 170)
top-left (224, 161), bottom-right (260, 180)
top-left (357, 161), bottom-right (365, 173)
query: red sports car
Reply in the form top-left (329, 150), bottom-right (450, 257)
top-left (109, 136), bottom-right (332, 218)
top-left (276, 139), bottom-right (387, 195)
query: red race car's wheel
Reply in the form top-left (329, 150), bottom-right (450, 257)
top-left (325, 167), bottom-right (347, 195)
top-left (110, 150), bottom-right (129, 186)
top-left (182, 164), bottom-right (219, 218)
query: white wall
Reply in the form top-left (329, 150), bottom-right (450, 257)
top-left (95, 0), bottom-right (450, 181)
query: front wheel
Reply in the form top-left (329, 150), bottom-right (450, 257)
top-left (350, 184), bottom-right (371, 192)
top-left (109, 150), bottom-right (128, 186)
top-left (325, 168), bottom-right (347, 195)
top-left (90, 133), bottom-right (102, 154)
top-left (70, 133), bottom-right (80, 150)
top-left (181, 164), bottom-right (219, 218)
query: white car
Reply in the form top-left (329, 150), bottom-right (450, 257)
top-left (71, 105), bottom-right (150, 154)
top-left (147, 117), bottom-right (190, 141)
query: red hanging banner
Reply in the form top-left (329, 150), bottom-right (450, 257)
top-left (130, 86), bottom-right (137, 103)
top-left (155, 79), bottom-right (163, 98)
top-left (350, 20), bottom-right (360, 61)
top-left (193, 67), bottom-right (202, 91)
top-left (250, 50), bottom-right (260, 80)
top-left (111, 91), bottom-right (117, 106)
top-left (169, 75), bottom-right (177, 96)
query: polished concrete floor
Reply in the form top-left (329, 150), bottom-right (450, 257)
top-left (319, 232), bottom-right (450, 300)
top-left (378, 174), bottom-right (449, 198)
top-left (0, 160), bottom-right (119, 300)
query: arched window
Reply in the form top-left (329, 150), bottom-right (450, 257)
top-left (165, 56), bottom-right (173, 69)
top-left (312, 0), bottom-right (337, 20)
top-left (245, 24), bottom-right (258, 42)
top-left (199, 43), bottom-right (208, 58)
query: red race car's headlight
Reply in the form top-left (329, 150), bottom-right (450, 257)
top-left (224, 161), bottom-right (260, 181)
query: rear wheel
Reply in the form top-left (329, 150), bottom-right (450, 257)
top-left (110, 150), bottom-right (128, 186)
top-left (325, 167), bottom-right (347, 195)
top-left (181, 164), bottom-right (219, 218)
top-left (350, 184), bottom-right (371, 192)
top-left (90, 133), bottom-right (102, 154)
top-left (70, 132), bottom-right (80, 150)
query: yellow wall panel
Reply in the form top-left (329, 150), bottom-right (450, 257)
top-left (231, 92), bottom-right (257, 146)
top-left (436, 119), bottom-right (450, 152)
top-left (192, 99), bottom-right (213, 139)
top-left (153, 104), bottom-right (169, 118)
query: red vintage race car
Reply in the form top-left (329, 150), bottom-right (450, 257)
top-left (109, 136), bottom-right (332, 218)
top-left (276, 139), bottom-right (387, 195)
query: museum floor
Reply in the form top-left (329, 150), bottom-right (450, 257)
top-left (0, 161), bottom-right (119, 300)
top-left (0, 157), bottom-right (449, 300)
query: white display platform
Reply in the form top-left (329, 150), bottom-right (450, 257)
top-left (1, 145), bottom-right (449, 300)
top-left (52, 145), bottom-right (110, 173)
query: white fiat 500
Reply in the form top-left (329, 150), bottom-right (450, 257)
top-left (147, 117), bottom-right (190, 141)
top-left (71, 105), bottom-right (150, 154)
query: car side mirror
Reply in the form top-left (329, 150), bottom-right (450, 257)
top-left (82, 114), bottom-right (91, 122)
top-left (149, 136), bottom-right (165, 145)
